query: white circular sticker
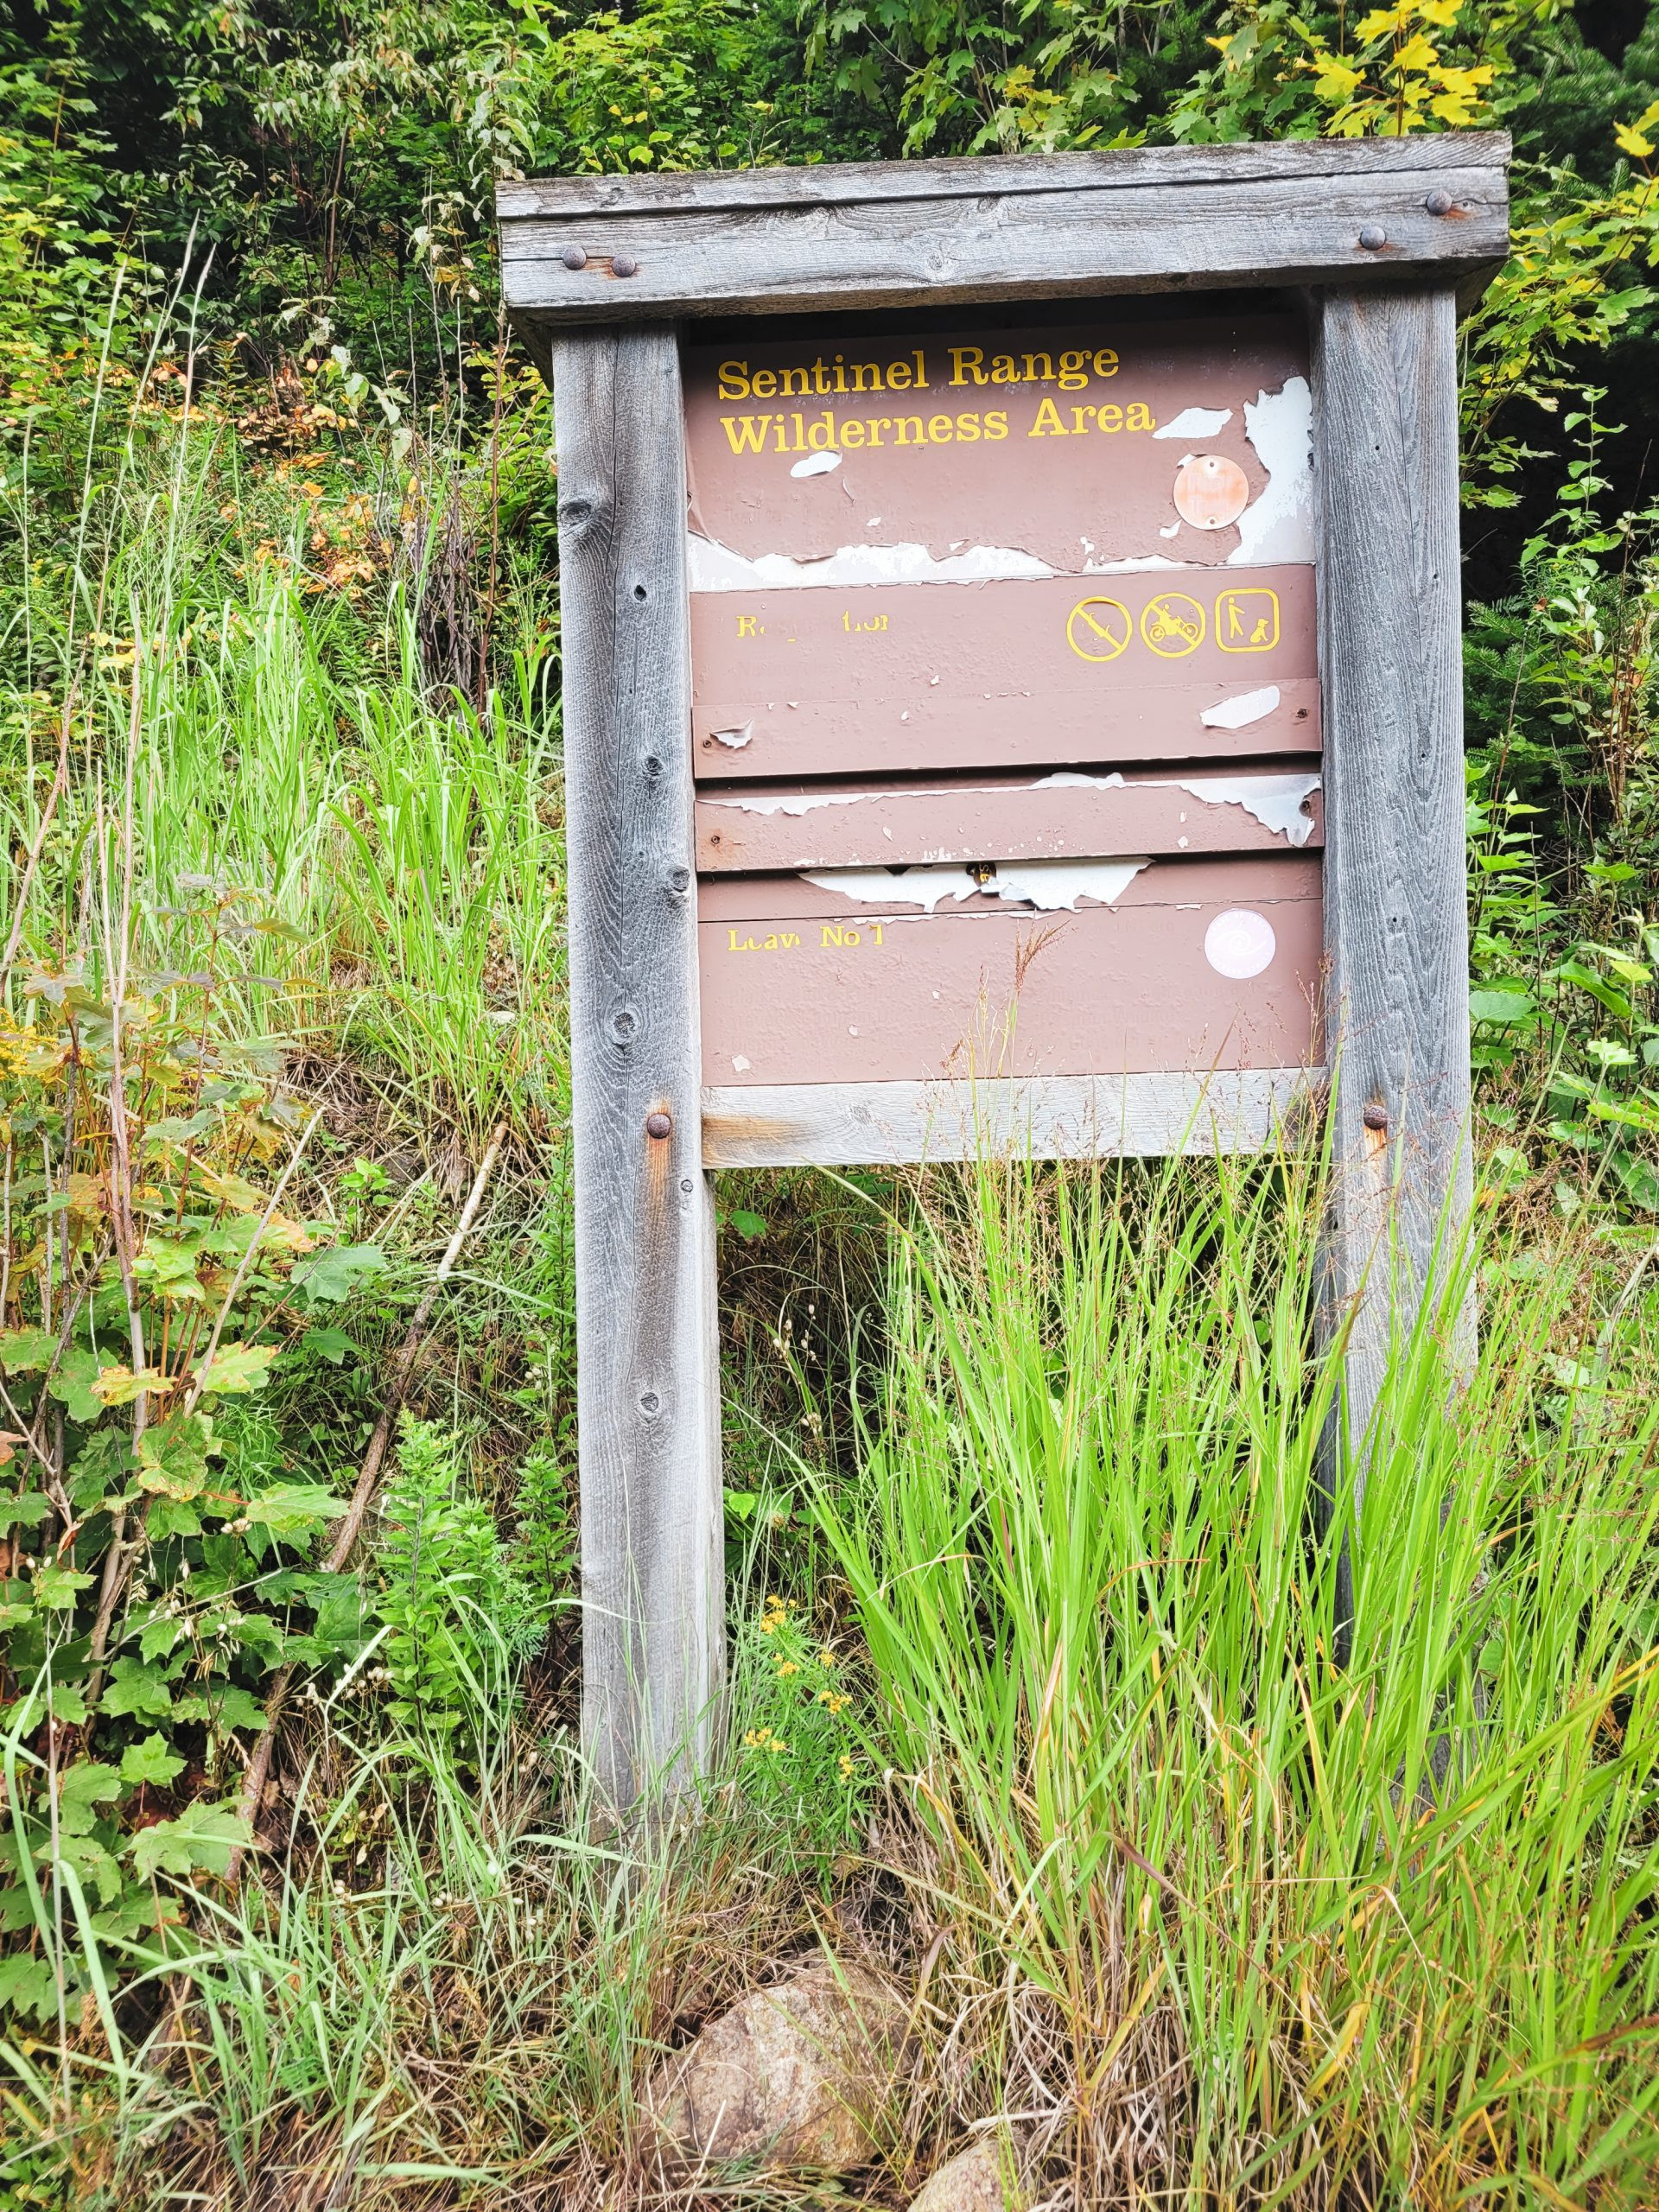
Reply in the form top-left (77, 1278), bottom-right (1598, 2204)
top-left (1205, 908), bottom-right (1276, 980)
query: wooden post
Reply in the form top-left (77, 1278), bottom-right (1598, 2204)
top-left (1313, 283), bottom-right (1474, 1539)
top-left (551, 324), bottom-right (723, 1807)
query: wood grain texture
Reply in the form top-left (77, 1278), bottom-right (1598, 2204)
top-left (499, 133), bottom-right (1508, 220)
top-left (500, 161), bottom-right (1508, 327)
top-left (554, 325), bottom-right (723, 1808)
top-left (1312, 283), bottom-right (1474, 1501)
top-left (702, 1069), bottom-right (1319, 1167)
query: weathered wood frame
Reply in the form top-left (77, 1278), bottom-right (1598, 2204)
top-left (504, 136), bottom-right (1510, 1808)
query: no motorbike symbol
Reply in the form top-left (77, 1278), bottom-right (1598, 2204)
top-left (1065, 596), bottom-right (1133, 663)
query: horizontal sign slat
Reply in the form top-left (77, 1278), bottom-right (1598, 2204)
top-left (684, 316), bottom-right (1308, 575)
top-left (499, 136), bottom-right (1507, 222)
top-left (691, 570), bottom-right (1318, 777)
top-left (699, 854), bottom-right (1319, 1087)
top-left (499, 166), bottom-right (1507, 324)
top-left (701, 1067), bottom-right (1319, 1168)
top-left (695, 768), bottom-right (1322, 870)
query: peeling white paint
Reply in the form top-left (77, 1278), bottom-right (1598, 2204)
top-left (1154, 405), bottom-right (1235, 441)
top-left (732, 1053), bottom-right (751, 1072)
top-left (1200, 684), bottom-right (1281, 731)
top-left (1173, 772), bottom-right (1320, 845)
top-left (790, 449), bottom-right (842, 478)
top-left (688, 531), bottom-right (1054, 591)
top-left (1032, 765), bottom-right (1320, 846)
top-left (710, 723), bottom-right (753, 750)
top-left (1160, 522), bottom-right (1181, 539)
top-left (805, 858), bottom-right (1149, 914)
top-left (1080, 552), bottom-right (1185, 575)
top-left (1231, 377), bottom-right (1314, 566)
top-left (709, 789), bottom-right (874, 818)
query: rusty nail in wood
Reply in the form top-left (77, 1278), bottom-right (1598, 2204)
top-left (1362, 1104), bottom-right (1389, 1132)
top-left (1357, 225), bottom-right (1387, 251)
top-left (1424, 188), bottom-right (1453, 216)
top-left (645, 1111), bottom-right (672, 1140)
top-left (611, 253), bottom-right (639, 277)
top-left (559, 245), bottom-right (587, 270)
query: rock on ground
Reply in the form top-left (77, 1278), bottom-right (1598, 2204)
top-left (646, 1957), bottom-right (906, 2174)
top-left (907, 2139), bottom-right (1019, 2212)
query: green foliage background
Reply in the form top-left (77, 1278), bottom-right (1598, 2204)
top-left (1, 1), bottom-right (1659, 2204)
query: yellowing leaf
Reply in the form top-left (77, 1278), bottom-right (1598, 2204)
top-left (1313, 59), bottom-right (1364, 99)
top-left (194, 1162), bottom-right (267, 1214)
top-left (193, 1342), bottom-right (277, 1395)
top-left (1615, 122), bottom-right (1655, 161)
top-left (1394, 33), bottom-right (1439, 69)
top-left (65, 1172), bottom-right (108, 1220)
top-left (92, 1363), bottom-right (173, 1407)
top-left (1306, 1999), bottom-right (1370, 2098)
top-left (1432, 63), bottom-right (1491, 95)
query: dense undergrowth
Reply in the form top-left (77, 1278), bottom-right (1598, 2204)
top-left (0, 0), bottom-right (1657, 2204)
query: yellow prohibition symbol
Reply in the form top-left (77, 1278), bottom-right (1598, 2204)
top-left (1065, 594), bottom-right (1133, 663)
top-left (1140, 591), bottom-right (1206, 657)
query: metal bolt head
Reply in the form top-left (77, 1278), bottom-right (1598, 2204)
top-left (559, 245), bottom-right (587, 271)
top-left (1357, 225), bottom-right (1387, 251)
top-left (1362, 1103), bottom-right (1389, 1132)
top-left (645, 1110), bottom-right (672, 1140)
top-left (1424, 188), bottom-right (1453, 217)
top-left (611, 253), bottom-right (639, 278)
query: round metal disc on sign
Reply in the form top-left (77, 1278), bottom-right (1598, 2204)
top-left (1205, 909), bottom-right (1277, 980)
top-left (1173, 454), bottom-right (1250, 531)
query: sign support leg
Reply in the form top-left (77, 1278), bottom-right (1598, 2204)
top-left (1312, 283), bottom-right (1475, 1627)
top-left (552, 324), bottom-right (724, 1808)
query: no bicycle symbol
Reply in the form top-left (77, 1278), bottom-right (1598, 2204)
top-left (1065, 586), bottom-right (1281, 664)
top-left (1065, 596), bottom-right (1134, 662)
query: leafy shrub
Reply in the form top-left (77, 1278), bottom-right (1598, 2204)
top-left (372, 1415), bottom-right (545, 1752)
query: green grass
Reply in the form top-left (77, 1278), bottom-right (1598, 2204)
top-left (816, 1151), bottom-right (1659, 2202)
top-left (0, 410), bottom-right (566, 1147)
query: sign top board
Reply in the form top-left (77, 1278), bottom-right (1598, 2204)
top-left (497, 135), bottom-right (1510, 328)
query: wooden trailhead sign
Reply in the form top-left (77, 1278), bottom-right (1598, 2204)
top-left (497, 136), bottom-right (1512, 1808)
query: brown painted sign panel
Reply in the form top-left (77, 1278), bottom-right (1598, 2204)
top-left (690, 569), bottom-right (1318, 778)
top-left (696, 769), bottom-right (1322, 873)
top-left (684, 316), bottom-right (1311, 574)
top-left (683, 306), bottom-right (1322, 1102)
top-left (698, 855), bottom-right (1320, 1089)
